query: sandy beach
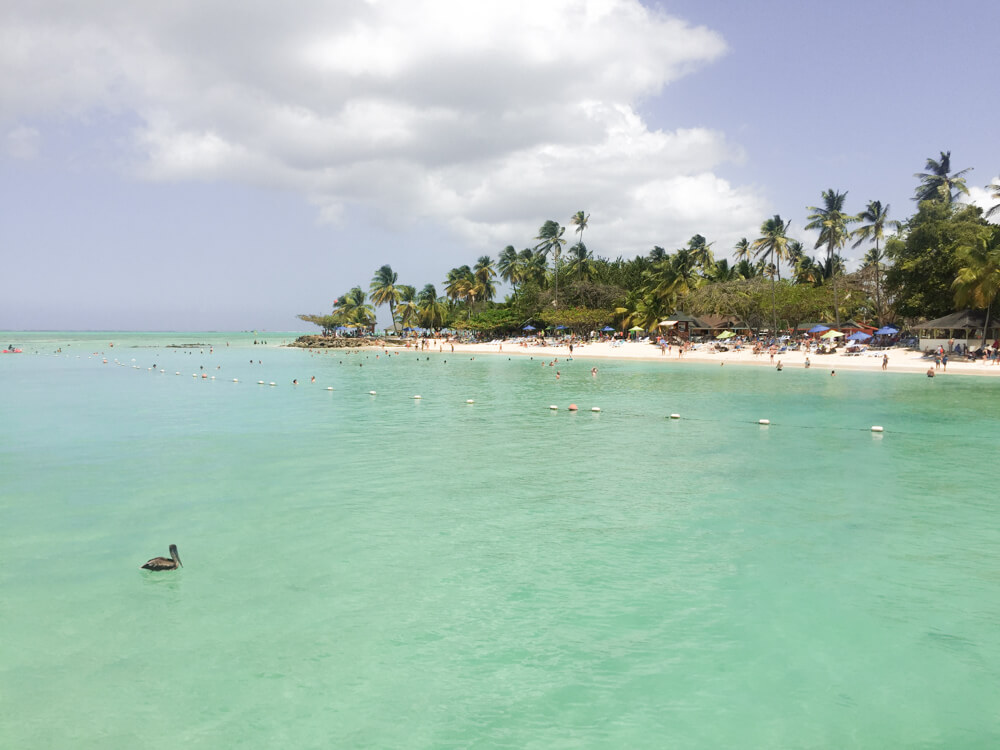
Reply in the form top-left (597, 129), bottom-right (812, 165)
top-left (387, 338), bottom-right (1000, 377)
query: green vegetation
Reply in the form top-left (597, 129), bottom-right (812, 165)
top-left (300, 151), bottom-right (1000, 337)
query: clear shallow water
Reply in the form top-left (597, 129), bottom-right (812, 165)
top-left (2, 332), bottom-right (999, 748)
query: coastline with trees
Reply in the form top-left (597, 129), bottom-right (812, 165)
top-left (299, 152), bottom-right (1000, 346)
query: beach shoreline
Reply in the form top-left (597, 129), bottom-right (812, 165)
top-left (380, 338), bottom-right (1000, 377)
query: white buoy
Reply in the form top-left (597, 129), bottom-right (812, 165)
top-left (412, 395), bottom-right (422, 399)
top-left (258, 380), bottom-right (265, 384)
top-left (175, 372), bottom-right (181, 375)
top-left (326, 386), bottom-right (334, 391)
top-left (549, 405), bottom-right (558, 410)
top-left (871, 425), bottom-right (884, 433)
top-left (192, 374), bottom-right (197, 377)
top-left (233, 378), bottom-right (239, 382)
top-left (369, 391), bottom-right (377, 395)
top-left (466, 399), bottom-right (475, 404)
top-left (591, 407), bottom-right (601, 412)
top-left (759, 419), bottom-right (770, 425)
top-left (269, 382), bottom-right (276, 386)
top-left (669, 413), bottom-right (680, 419)
top-left (210, 376), bottom-right (215, 380)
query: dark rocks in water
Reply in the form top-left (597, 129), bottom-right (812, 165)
top-left (287, 335), bottom-right (381, 349)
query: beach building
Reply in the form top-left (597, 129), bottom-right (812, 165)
top-left (914, 309), bottom-right (999, 351)
top-left (658, 311), bottom-right (706, 340)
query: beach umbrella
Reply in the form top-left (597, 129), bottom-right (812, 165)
top-left (628, 325), bottom-right (644, 332)
top-left (522, 324), bottom-right (536, 331)
top-left (716, 331), bottom-right (736, 339)
top-left (658, 320), bottom-right (678, 328)
top-left (875, 326), bottom-right (898, 335)
top-left (820, 329), bottom-right (844, 339)
top-left (601, 326), bottom-right (615, 332)
top-left (847, 331), bottom-right (872, 341)
top-left (554, 325), bottom-right (566, 330)
top-left (808, 324), bottom-right (830, 334)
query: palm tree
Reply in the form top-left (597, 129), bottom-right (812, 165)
top-left (566, 242), bottom-right (593, 282)
top-left (518, 248), bottom-right (548, 287)
top-left (649, 246), bottom-right (667, 262)
top-left (806, 190), bottom-right (853, 328)
top-left (733, 258), bottom-right (758, 280)
top-left (861, 247), bottom-right (887, 325)
top-left (472, 255), bottom-right (497, 309)
top-left (914, 151), bottom-right (972, 204)
top-left (395, 284), bottom-right (418, 331)
top-left (444, 265), bottom-right (474, 307)
top-left (417, 284), bottom-right (447, 330)
top-left (985, 178), bottom-right (1000, 219)
top-left (334, 287), bottom-right (375, 330)
top-left (535, 220), bottom-right (566, 306)
top-left (369, 264), bottom-right (401, 333)
top-left (851, 200), bottom-right (899, 325)
top-left (953, 237), bottom-right (1000, 347)
top-left (733, 237), bottom-right (752, 264)
top-left (708, 258), bottom-right (738, 282)
top-left (498, 246), bottom-right (520, 292)
top-left (752, 215), bottom-right (791, 334)
top-left (570, 211), bottom-right (590, 252)
top-left (687, 234), bottom-right (715, 274)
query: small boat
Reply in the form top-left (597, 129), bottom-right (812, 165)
top-left (2, 348), bottom-right (22, 354)
top-left (141, 544), bottom-right (182, 571)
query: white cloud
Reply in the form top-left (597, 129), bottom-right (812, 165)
top-left (966, 178), bottom-right (1000, 224)
top-left (0, 0), bottom-right (770, 254)
top-left (4, 125), bottom-right (40, 159)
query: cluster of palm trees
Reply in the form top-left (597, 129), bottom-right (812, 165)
top-left (303, 152), bottom-right (998, 336)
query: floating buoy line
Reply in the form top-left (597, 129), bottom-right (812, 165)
top-left (91, 357), bottom-right (908, 435)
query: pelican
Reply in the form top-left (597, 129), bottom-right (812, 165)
top-left (141, 544), bottom-right (182, 571)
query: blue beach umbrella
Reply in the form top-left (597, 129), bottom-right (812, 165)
top-left (554, 325), bottom-right (566, 330)
top-left (522, 325), bottom-right (536, 331)
top-left (847, 331), bottom-right (871, 341)
top-left (808, 324), bottom-right (830, 334)
top-left (875, 326), bottom-right (898, 335)
top-left (601, 326), bottom-right (615, 332)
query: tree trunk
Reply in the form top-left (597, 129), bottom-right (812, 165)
top-left (983, 299), bottom-right (992, 348)
top-left (830, 242), bottom-right (841, 329)
top-left (874, 240), bottom-right (883, 327)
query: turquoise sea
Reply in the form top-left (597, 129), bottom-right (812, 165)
top-left (2, 331), bottom-right (999, 748)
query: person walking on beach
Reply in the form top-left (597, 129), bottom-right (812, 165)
top-left (942, 353), bottom-right (948, 372)
top-left (882, 354), bottom-right (888, 371)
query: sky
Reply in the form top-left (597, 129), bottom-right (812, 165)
top-left (2, 0), bottom-right (998, 331)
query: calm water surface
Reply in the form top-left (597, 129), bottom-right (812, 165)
top-left (1, 332), bottom-right (999, 748)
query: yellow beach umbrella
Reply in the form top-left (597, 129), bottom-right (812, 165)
top-left (716, 330), bottom-right (736, 339)
top-left (820, 329), bottom-right (844, 339)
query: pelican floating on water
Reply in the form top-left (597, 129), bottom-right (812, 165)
top-left (141, 544), bottom-right (182, 571)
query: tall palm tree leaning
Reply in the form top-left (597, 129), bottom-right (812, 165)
top-left (914, 151), bottom-right (972, 204)
top-left (369, 264), bottom-right (401, 333)
top-left (534, 220), bottom-right (566, 307)
top-left (751, 215), bottom-right (791, 336)
top-left (806, 190), bottom-right (852, 329)
top-left (851, 200), bottom-right (900, 326)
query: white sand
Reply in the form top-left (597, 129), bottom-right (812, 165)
top-left (390, 339), bottom-right (1000, 377)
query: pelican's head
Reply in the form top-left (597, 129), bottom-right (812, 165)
top-left (169, 544), bottom-right (182, 567)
